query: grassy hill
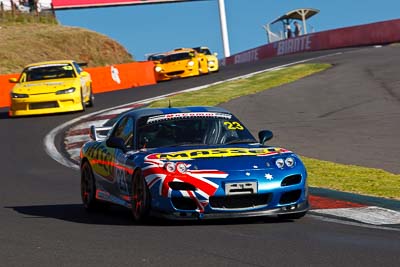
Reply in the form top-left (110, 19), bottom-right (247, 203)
top-left (0, 15), bottom-right (134, 74)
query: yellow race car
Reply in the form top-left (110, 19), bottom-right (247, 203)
top-left (154, 48), bottom-right (209, 82)
top-left (9, 60), bottom-right (93, 117)
top-left (193, 46), bottom-right (219, 72)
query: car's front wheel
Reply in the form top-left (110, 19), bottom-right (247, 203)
top-left (81, 161), bottom-right (99, 210)
top-left (86, 85), bottom-right (94, 107)
top-left (80, 89), bottom-right (86, 112)
top-left (131, 170), bottom-right (151, 222)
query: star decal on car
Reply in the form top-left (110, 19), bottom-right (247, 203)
top-left (265, 173), bottom-right (273, 180)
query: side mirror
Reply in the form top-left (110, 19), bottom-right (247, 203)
top-left (9, 78), bottom-right (18, 83)
top-left (258, 130), bottom-right (273, 145)
top-left (106, 136), bottom-right (126, 152)
top-left (213, 52), bottom-right (218, 57)
top-left (89, 125), bottom-right (97, 141)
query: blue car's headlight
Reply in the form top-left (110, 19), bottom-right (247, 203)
top-left (275, 158), bottom-right (285, 169)
top-left (275, 157), bottom-right (296, 169)
top-left (164, 162), bottom-right (187, 174)
top-left (56, 87), bottom-right (76, 95)
top-left (165, 162), bottom-right (176, 172)
top-left (176, 162), bottom-right (187, 174)
top-left (285, 157), bottom-right (295, 168)
top-left (11, 93), bottom-right (29, 98)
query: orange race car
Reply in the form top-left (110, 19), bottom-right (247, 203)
top-left (153, 48), bottom-right (209, 82)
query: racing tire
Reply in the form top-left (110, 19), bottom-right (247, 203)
top-left (86, 86), bottom-right (94, 108)
top-left (80, 89), bottom-right (86, 112)
top-left (81, 161), bottom-right (99, 211)
top-left (131, 170), bottom-right (151, 222)
top-left (277, 211), bottom-right (307, 220)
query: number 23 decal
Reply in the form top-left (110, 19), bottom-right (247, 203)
top-left (224, 121), bottom-right (244, 130)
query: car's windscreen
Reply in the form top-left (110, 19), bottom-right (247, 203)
top-left (161, 52), bottom-right (193, 63)
top-left (137, 114), bottom-right (257, 148)
top-left (193, 47), bottom-right (211, 55)
top-left (23, 64), bottom-right (76, 81)
top-left (148, 54), bottom-right (164, 61)
top-left (200, 49), bottom-right (211, 55)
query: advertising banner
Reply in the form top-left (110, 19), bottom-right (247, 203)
top-left (52, 0), bottom-right (197, 9)
top-left (222, 18), bottom-right (400, 66)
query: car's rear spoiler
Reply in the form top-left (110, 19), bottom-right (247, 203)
top-left (78, 62), bottom-right (88, 67)
top-left (89, 125), bottom-right (112, 141)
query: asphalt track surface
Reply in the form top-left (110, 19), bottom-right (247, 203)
top-left (1, 46), bottom-right (399, 267)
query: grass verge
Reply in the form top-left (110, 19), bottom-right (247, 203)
top-left (149, 63), bottom-right (400, 200)
top-left (150, 64), bottom-right (329, 108)
top-left (304, 157), bottom-right (400, 200)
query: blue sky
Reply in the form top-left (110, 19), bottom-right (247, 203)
top-left (56, 0), bottom-right (400, 61)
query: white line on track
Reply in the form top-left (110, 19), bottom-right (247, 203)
top-left (308, 214), bottom-right (400, 232)
top-left (64, 134), bottom-right (91, 144)
top-left (312, 206), bottom-right (400, 225)
top-left (98, 107), bottom-right (133, 116)
top-left (69, 119), bottom-right (109, 132)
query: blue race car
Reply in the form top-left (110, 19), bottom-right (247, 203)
top-left (80, 106), bottom-right (309, 221)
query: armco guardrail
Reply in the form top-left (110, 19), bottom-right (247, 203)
top-left (0, 73), bottom-right (19, 108)
top-left (221, 18), bottom-right (400, 66)
top-left (0, 61), bottom-right (156, 108)
top-left (85, 61), bottom-right (156, 93)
